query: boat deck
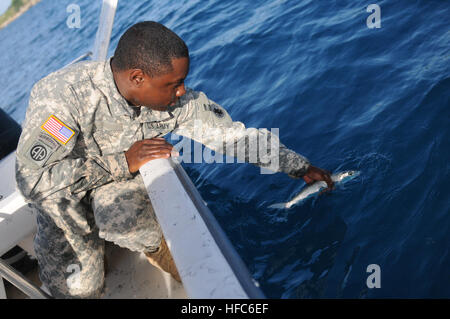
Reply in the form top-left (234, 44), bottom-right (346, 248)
top-left (5, 242), bottom-right (187, 299)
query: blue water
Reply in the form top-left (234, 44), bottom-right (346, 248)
top-left (0, 0), bottom-right (449, 298)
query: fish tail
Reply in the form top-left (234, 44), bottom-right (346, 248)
top-left (268, 202), bottom-right (287, 209)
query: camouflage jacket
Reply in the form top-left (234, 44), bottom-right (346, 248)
top-left (15, 58), bottom-right (310, 203)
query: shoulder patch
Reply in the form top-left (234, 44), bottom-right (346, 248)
top-left (19, 132), bottom-right (62, 168)
top-left (212, 104), bottom-right (224, 118)
top-left (41, 115), bottom-right (75, 145)
top-left (29, 144), bottom-right (49, 162)
top-left (203, 103), bottom-right (225, 118)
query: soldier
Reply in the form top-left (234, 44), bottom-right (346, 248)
top-left (15, 21), bottom-right (334, 298)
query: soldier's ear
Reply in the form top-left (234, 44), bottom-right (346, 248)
top-left (128, 69), bottom-right (145, 87)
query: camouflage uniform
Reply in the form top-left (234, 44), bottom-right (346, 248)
top-left (15, 58), bottom-right (310, 298)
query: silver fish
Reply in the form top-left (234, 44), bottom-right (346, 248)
top-left (268, 170), bottom-right (360, 209)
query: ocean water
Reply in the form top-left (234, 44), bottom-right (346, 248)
top-left (0, 0), bottom-right (448, 298)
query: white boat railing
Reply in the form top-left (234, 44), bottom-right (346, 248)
top-left (141, 158), bottom-right (265, 299)
top-left (92, 0), bottom-right (117, 61)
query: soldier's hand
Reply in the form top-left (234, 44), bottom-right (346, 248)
top-left (303, 165), bottom-right (334, 194)
top-left (125, 138), bottom-right (177, 173)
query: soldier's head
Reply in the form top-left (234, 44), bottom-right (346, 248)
top-left (111, 21), bottom-right (189, 111)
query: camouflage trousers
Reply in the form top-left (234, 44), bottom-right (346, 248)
top-left (33, 175), bottom-right (162, 298)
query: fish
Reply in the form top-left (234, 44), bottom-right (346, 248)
top-left (268, 170), bottom-right (360, 209)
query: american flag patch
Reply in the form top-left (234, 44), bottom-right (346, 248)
top-left (41, 115), bottom-right (75, 145)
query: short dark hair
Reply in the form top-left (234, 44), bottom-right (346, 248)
top-left (112, 21), bottom-right (189, 77)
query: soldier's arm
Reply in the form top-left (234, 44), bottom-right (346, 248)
top-left (15, 83), bottom-right (132, 202)
top-left (172, 89), bottom-right (310, 178)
